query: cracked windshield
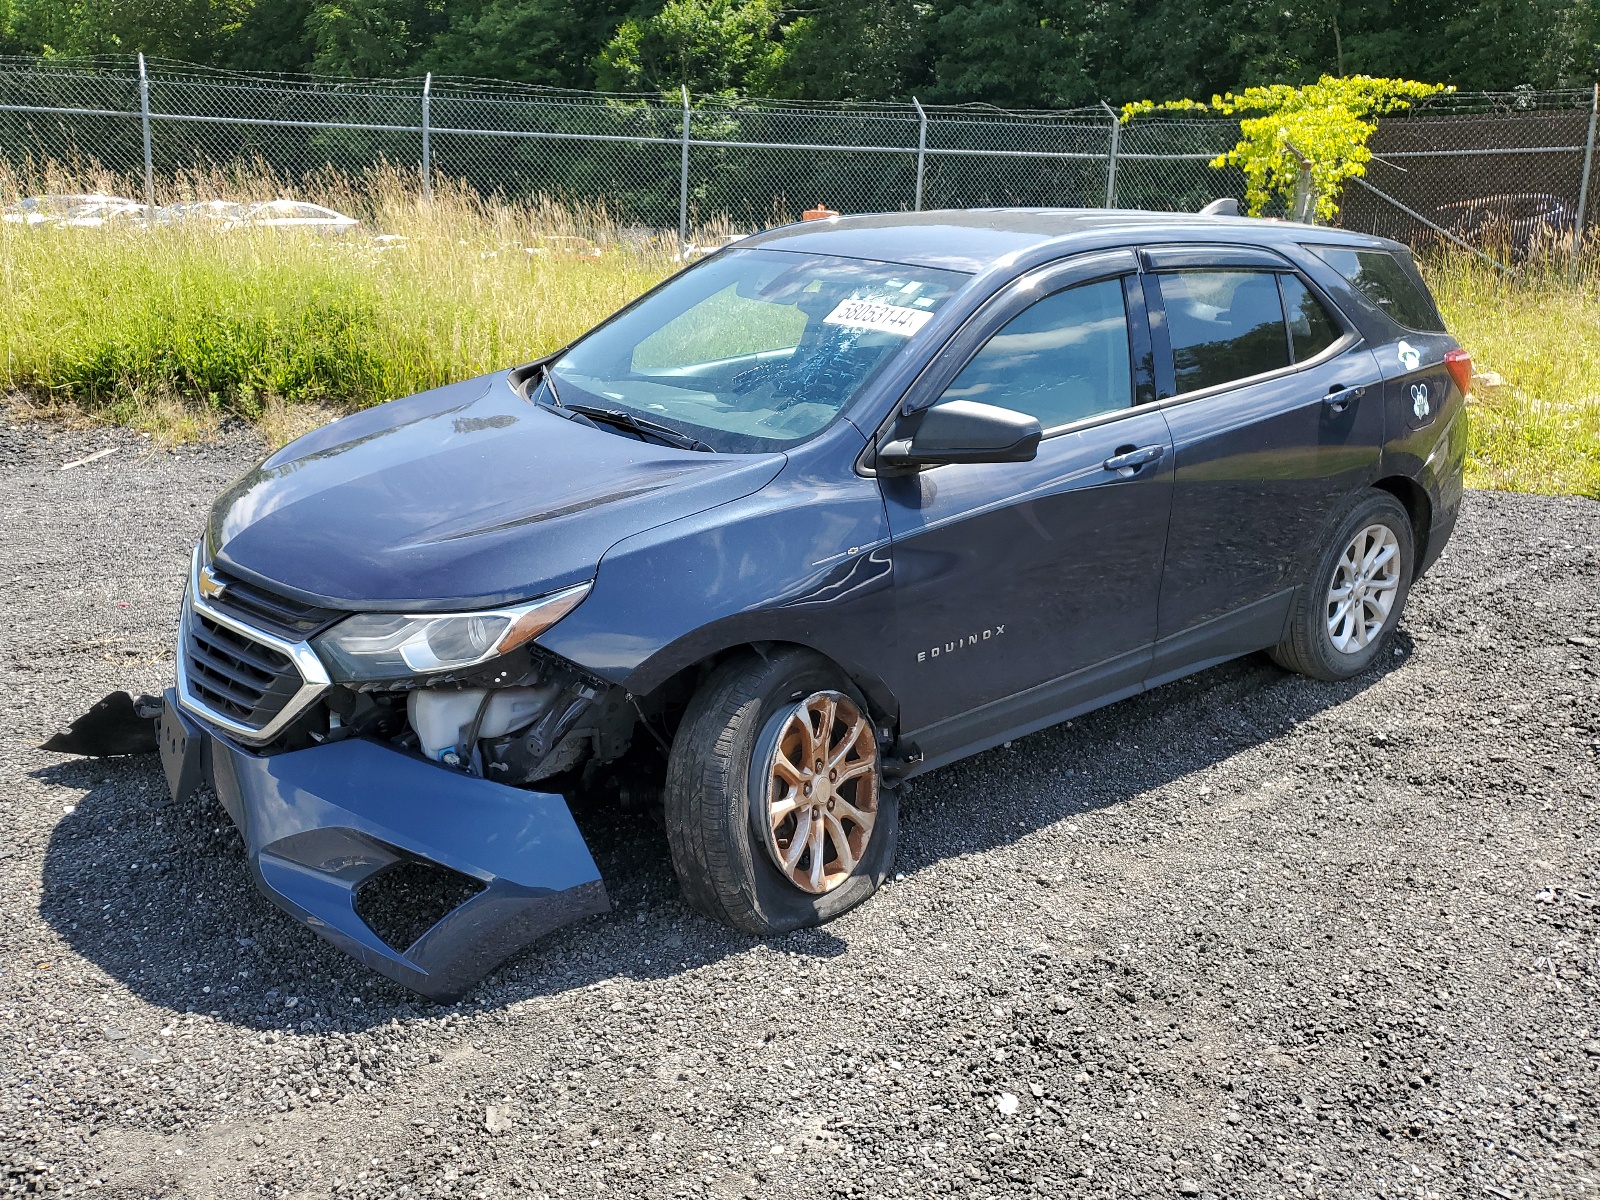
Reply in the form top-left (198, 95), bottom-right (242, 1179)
top-left (544, 248), bottom-right (969, 452)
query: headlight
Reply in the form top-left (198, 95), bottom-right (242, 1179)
top-left (311, 583), bottom-right (590, 683)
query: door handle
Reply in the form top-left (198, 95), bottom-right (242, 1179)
top-left (1324, 383), bottom-right (1366, 414)
top-left (1102, 444), bottom-right (1164, 474)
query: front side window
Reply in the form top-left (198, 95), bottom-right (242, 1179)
top-left (1305, 244), bottom-right (1445, 332)
top-left (1158, 270), bottom-right (1289, 394)
top-left (549, 248), bottom-right (969, 453)
top-left (940, 278), bottom-right (1133, 430)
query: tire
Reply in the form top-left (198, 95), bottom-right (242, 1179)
top-left (663, 647), bottom-right (897, 936)
top-left (1270, 490), bottom-right (1416, 681)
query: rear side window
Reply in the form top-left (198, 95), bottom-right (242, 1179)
top-left (1157, 271), bottom-right (1289, 394)
top-left (1305, 244), bottom-right (1444, 332)
top-left (942, 278), bottom-right (1133, 429)
top-left (1279, 274), bottom-right (1341, 361)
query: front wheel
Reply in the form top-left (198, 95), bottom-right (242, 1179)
top-left (1271, 490), bottom-right (1415, 681)
top-left (663, 648), bottom-right (897, 935)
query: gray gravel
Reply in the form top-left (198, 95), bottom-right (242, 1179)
top-left (2, 416), bottom-right (1598, 1200)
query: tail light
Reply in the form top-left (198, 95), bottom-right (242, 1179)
top-left (1444, 348), bottom-right (1473, 396)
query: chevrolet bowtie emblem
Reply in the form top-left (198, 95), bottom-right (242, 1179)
top-left (196, 565), bottom-right (227, 602)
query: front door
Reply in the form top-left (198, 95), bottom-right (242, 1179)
top-left (878, 254), bottom-right (1175, 768)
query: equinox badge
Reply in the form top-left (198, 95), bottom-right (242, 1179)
top-left (918, 625), bottom-right (1005, 663)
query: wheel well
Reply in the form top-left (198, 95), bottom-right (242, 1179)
top-left (1372, 476), bottom-right (1432, 564)
top-left (637, 641), bottom-right (899, 745)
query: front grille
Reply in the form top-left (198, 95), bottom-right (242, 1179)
top-left (205, 569), bottom-right (343, 638)
top-left (184, 610), bottom-right (305, 727)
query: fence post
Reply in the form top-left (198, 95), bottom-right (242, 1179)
top-left (1570, 81), bottom-right (1598, 280)
top-left (912, 97), bottom-right (927, 211)
top-left (138, 54), bottom-right (154, 209)
top-left (1101, 101), bottom-right (1120, 209)
top-left (679, 86), bottom-right (691, 254)
top-left (421, 72), bottom-right (433, 202)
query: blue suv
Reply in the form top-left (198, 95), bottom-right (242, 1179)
top-left (134, 209), bottom-right (1468, 1000)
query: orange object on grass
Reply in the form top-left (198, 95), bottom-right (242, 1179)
top-left (802, 204), bottom-right (840, 221)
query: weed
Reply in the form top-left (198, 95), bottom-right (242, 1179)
top-left (0, 165), bottom-right (677, 432)
top-left (4, 161), bottom-right (1595, 500)
top-left (1424, 250), bottom-right (1600, 499)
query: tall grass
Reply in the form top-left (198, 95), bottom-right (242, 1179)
top-left (4, 163), bottom-right (1598, 500)
top-left (0, 164), bottom-right (678, 440)
top-left (1423, 250), bottom-right (1600, 499)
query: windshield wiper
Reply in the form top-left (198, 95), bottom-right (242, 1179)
top-left (539, 360), bottom-right (564, 408)
top-left (561, 402), bottom-right (716, 453)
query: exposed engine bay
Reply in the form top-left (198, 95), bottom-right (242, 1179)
top-left (310, 644), bottom-right (646, 791)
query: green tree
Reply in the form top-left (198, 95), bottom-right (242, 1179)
top-left (773, 0), bottom-right (932, 100)
top-left (426, 0), bottom-right (641, 88)
top-left (225, 0), bottom-right (317, 72)
top-left (926, 0), bottom-right (1087, 107)
top-left (308, 0), bottom-right (446, 76)
top-left (593, 0), bottom-right (786, 95)
top-left (5, 0), bottom-right (253, 59)
top-left (1124, 75), bottom-right (1450, 221)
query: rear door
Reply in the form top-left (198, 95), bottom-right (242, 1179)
top-left (1301, 242), bottom-right (1459, 458)
top-left (878, 250), bottom-right (1174, 766)
top-left (1145, 246), bottom-right (1385, 684)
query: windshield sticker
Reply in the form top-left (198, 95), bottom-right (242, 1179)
top-left (823, 298), bottom-right (935, 337)
top-left (1397, 339), bottom-right (1421, 370)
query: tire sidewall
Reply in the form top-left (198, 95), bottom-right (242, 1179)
top-left (1306, 493), bottom-right (1415, 677)
top-left (734, 659), bottom-right (897, 933)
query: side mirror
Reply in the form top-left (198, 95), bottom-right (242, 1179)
top-left (878, 400), bottom-right (1042, 468)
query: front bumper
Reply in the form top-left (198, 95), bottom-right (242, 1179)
top-left (160, 691), bottom-right (609, 1002)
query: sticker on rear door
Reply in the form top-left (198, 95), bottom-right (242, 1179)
top-left (823, 298), bottom-right (934, 336)
top-left (1397, 339), bottom-right (1421, 370)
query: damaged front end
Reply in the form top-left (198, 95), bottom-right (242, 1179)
top-left (127, 547), bottom-right (629, 1002)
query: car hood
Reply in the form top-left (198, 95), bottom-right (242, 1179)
top-left (209, 371), bottom-right (785, 611)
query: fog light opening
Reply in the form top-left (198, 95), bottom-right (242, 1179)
top-left (353, 859), bottom-right (487, 953)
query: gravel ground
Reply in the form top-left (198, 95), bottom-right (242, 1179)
top-left (1, 417), bottom-right (1598, 1200)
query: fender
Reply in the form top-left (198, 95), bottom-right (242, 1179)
top-left (537, 421), bottom-right (902, 724)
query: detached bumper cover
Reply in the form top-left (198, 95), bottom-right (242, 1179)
top-left (160, 692), bottom-right (608, 1002)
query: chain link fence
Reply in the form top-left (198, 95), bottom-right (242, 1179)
top-left (1, 54), bottom-right (1595, 254)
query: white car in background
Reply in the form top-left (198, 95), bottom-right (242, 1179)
top-left (2, 194), bottom-right (152, 227)
top-left (237, 200), bottom-right (358, 232)
top-left (157, 199), bottom-right (246, 225)
top-left (2, 194), bottom-right (359, 233)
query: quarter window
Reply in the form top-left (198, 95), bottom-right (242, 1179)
top-left (941, 278), bottom-right (1133, 429)
top-left (1279, 274), bottom-right (1341, 362)
top-left (1305, 244), bottom-right (1445, 332)
top-left (1158, 270), bottom-right (1289, 394)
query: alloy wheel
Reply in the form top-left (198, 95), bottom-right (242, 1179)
top-left (1326, 522), bottom-right (1401, 654)
top-left (760, 690), bottom-right (879, 894)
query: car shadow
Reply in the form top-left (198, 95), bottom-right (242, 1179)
top-left (35, 639), bottom-right (1407, 1032)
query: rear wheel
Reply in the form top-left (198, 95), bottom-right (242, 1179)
top-left (663, 648), bottom-right (897, 935)
top-left (1271, 490), bottom-right (1415, 681)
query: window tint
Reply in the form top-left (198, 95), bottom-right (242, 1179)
top-left (1306, 244), bottom-right (1445, 332)
top-left (1279, 274), bottom-right (1341, 361)
top-left (633, 284), bottom-right (807, 369)
top-left (942, 278), bottom-right (1132, 429)
top-left (553, 248), bottom-right (968, 452)
top-left (1158, 271), bottom-right (1289, 394)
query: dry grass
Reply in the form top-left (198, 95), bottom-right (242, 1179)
top-left (1423, 250), bottom-right (1600, 500)
top-left (4, 163), bottom-right (1596, 500)
top-left (0, 164), bottom-right (679, 439)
